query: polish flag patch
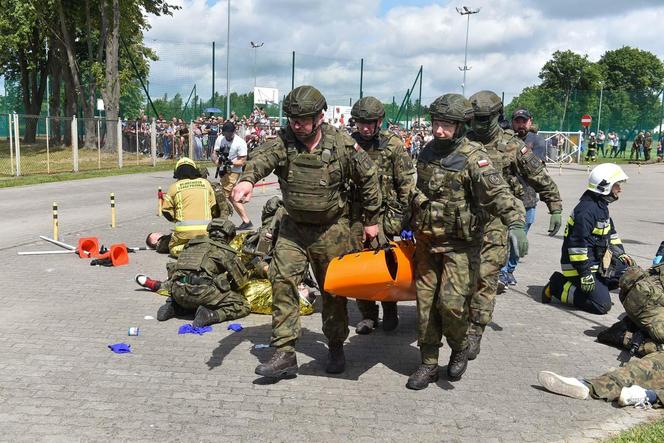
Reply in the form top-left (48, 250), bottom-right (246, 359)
top-left (477, 159), bottom-right (490, 167)
top-left (520, 146), bottom-right (529, 154)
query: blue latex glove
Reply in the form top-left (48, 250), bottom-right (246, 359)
top-left (178, 324), bottom-right (213, 335)
top-left (400, 229), bottom-right (413, 240)
top-left (108, 343), bottom-right (131, 354)
top-left (654, 256), bottom-right (663, 265)
top-left (227, 323), bottom-right (243, 332)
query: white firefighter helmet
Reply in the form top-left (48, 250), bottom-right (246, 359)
top-left (587, 163), bottom-right (628, 195)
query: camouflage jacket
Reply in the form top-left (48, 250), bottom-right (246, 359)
top-left (239, 123), bottom-right (381, 226)
top-left (412, 137), bottom-right (525, 250)
top-left (468, 128), bottom-right (562, 214)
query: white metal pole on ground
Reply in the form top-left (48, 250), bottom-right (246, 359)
top-left (39, 235), bottom-right (76, 250)
top-left (117, 119), bottom-right (123, 168)
top-left (97, 119), bottom-right (101, 169)
top-left (8, 114), bottom-right (14, 175)
top-left (189, 121), bottom-right (194, 158)
top-left (46, 116), bottom-right (50, 174)
top-left (151, 118), bottom-right (157, 166)
top-left (14, 113), bottom-right (20, 176)
top-left (71, 116), bottom-right (79, 172)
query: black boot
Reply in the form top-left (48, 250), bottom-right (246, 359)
top-left (355, 318), bottom-right (376, 335)
top-left (255, 351), bottom-right (298, 378)
top-left (597, 320), bottom-right (628, 349)
top-left (326, 342), bottom-right (346, 374)
top-left (193, 306), bottom-right (221, 328)
top-left (406, 364), bottom-right (439, 390)
top-left (467, 333), bottom-right (483, 361)
top-left (382, 302), bottom-right (399, 332)
top-left (447, 347), bottom-right (469, 381)
top-left (157, 297), bottom-right (182, 321)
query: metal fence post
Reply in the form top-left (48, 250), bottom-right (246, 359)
top-left (97, 118), bottom-right (102, 169)
top-left (188, 121), bottom-right (194, 158)
top-left (46, 116), bottom-right (50, 174)
top-left (8, 114), bottom-right (14, 176)
top-left (71, 116), bottom-right (79, 172)
top-left (151, 118), bottom-right (157, 166)
top-left (577, 131), bottom-right (582, 164)
top-left (117, 119), bottom-right (123, 168)
top-left (14, 114), bottom-right (21, 176)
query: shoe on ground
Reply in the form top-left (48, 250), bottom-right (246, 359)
top-left (537, 371), bottom-right (589, 400)
top-left (382, 303), bottom-right (399, 331)
top-left (447, 347), bottom-right (469, 380)
top-left (498, 273), bottom-right (510, 293)
top-left (193, 306), bottom-right (221, 327)
top-left (237, 221), bottom-right (254, 231)
top-left (467, 333), bottom-right (483, 361)
top-left (255, 351), bottom-right (298, 378)
top-left (507, 272), bottom-right (518, 286)
top-left (135, 274), bottom-right (161, 291)
top-left (618, 385), bottom-right (650, 407)
top-left (326, 343), bottom-right (346, 374)
top-left (541, 282), bottom-right (552, 304)
top-left (406, 364), bottom-right (439, 390)
top-left (157, 298), bottom-right (180, 321)
top-left (355, 318), bottom-right (376, 335)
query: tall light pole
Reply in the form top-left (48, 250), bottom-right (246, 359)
top-left (226, 0), bottom-right (231, 119)
top-left (250, 41), bottom-right (264, 87)
top-left (597, 81), bottom-right (604, 134)
top-left (456, 6), bottom-right (480, 96)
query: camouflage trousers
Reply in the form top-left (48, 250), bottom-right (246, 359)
top-left (469, 219), bottom-right (508, 334)
top-left (162, 279), bottom-right (250, 322)
top-left (415, 237), bottom-right (480, 364)
top-left (269, 215), bottom-right (351, 352)
top-left (349, 217), bottom-right (395, 322)
top-left (587, 351), bottom-right (664, 405)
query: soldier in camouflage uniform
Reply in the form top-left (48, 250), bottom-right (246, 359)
top-left (135, 219), bottom-right (250, 328)
top-left (231, 85), bottom-right (381, 379)
top-left (538, 353), bottom-right (664, 407)
top-left (348, 96), bottom-right (416, 334)
top-left (406, 94), bottom-right (528, 390)
top-left (466, 91), bottom-right (563, 360)
top-left (597, 265), bottom-right (664, 356)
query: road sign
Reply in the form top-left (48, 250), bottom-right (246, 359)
top-left (581, 114), bottom-right (592, 127)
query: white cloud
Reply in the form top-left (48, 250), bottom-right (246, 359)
top-left (144, 0), bottom-right (664, 109)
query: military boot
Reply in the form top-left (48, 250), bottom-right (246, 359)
top-left (193, 306), bottom-right (221, 328)
top-left (467, 334), bottom-right (484, 362)
top-left (157, 297), bottom-right (182, 321)
top-left (255, 351), bottom-right (298, 378)
top-left (406, 364), bottom-right (439, 390)
top-left (447, 347), bottom-right (469, 381)
top-left (355, 318), bottom-right (377, 335)
top-left (597, 320), bottom-right (628, 349)
top-left (382, 302), bottom-right (399, 332)
top-left (326, 342), bottom-right (346, 374)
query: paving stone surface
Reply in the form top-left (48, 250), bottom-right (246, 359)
top-left (1, 163), bottom-right (663, 441)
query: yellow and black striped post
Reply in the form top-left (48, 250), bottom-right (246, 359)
top-left (157, 186), bottom-right (162, 216)
top-left (110, 193), bottom-right (116, 228)
top-left (52, 202), bottom-right (59, 240)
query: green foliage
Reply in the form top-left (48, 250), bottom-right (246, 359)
top-left (607, 417), bottom-right (664, 442)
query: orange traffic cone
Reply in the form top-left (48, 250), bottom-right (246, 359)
top-left (92, 243), bottom-right (129, 267)
top-left (77, 237), bottom-right (100, 258)
top-left (324, 241), bottom-right (416, 302)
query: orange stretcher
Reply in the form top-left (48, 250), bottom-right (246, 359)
top-left (324, 240), bottom-right (416, 302)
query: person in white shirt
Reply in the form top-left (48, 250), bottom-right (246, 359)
top-left (213, 121), bottom-right (253, 229)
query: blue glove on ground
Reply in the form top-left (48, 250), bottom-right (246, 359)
top-left (227, 323), bottom-right (243, 332)
top-left (178, 324), bottom-right (213, 335)
top-left (108, 343), bottom-right (131, 354)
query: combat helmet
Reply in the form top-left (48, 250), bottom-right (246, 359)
top-left (619, 266), bottom-right (648, 294)
top-left (469, 91), bottom-right (502, 117)
top-left (207, 218), bottom-right (237, 242)
top-left (429, 94), bottom-right (474, 122)
top-left (283, 85), bottom-right (327, 118)
top-left (351, 96), bottom-right (385, 121)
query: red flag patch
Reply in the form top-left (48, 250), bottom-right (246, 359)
top-left (477, 159), bottom-right (490, 167)
top-left (520, 146), bottom-right (529, 154)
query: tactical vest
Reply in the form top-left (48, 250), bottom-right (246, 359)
top-left (416, 140), bottom-right (484, 243)
top-left (621, 264), bottom-right (664, 328)
top-left (277, 127), bottom-right (349, 224)
top-left (175, 237), bottom-right (247, 289)
top-left (488, 130), bottom-right (524, 199)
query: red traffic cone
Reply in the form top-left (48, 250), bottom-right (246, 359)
top-left (77, 237), bottom-right (100, 258)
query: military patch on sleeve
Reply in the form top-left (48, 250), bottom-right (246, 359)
top-left (477, 159), bottom-right (490, 167)
top-left (353, 143), bottom-right (362, 152)
top-left (520, 146), bottom-right (528, 155)
top-left (484, 172), bottom-right (503, 186)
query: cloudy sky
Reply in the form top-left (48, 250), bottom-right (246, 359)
top-left (144, 0), bottom-right (664, 107)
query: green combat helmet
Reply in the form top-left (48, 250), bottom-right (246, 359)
top-left (282, 85), bottom-right (327, 118)
top-left (208, 218), bottom-right (237, 243)
top-left (469, 91), bottom-right (503, 117)
top-left (351, 96), bottom-right (385, 121)
top-left (619, 266), bottom-right (648, 294)
top-left (429, 93), bottom-right (474, 123)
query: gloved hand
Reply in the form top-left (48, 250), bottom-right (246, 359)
top-left (654, 256), bottom-right (663, 265)
top-left (400, 229), bottom-right (414, 240)
top-left (580, 274), bottom-right (595, 293)
top-left (508, 224), bottom-right (529, 257)
top-left (548, 211), bottom-right (562, 236)
top-left (618, 254), bottom-right (635, 266)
